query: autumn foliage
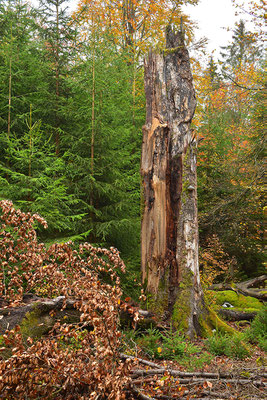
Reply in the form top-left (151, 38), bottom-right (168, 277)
top-left (0, 200), bottom-right (132, 399)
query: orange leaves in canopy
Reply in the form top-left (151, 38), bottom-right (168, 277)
top-left (74, 0), bottom-right (196, 54)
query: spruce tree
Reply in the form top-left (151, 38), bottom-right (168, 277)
top-left (37, 0), bottom-right (78, 154)
top-left (64, 30), bottom-right (144, 257)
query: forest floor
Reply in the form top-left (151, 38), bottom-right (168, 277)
top-left (124, 327), bottom-right (266, 400)
top-left (127, 344), bottom-right (266, 400)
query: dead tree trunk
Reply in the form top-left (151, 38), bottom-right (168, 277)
top-left (141, 26), bottom-right (206, 337)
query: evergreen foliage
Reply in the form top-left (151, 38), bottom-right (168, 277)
top-left (0, 1), bottom-right (264, 280)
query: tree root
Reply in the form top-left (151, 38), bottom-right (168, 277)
top-left (218, 309), bottom-right (257, 321)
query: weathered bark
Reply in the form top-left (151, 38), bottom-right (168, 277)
top-left (141, 26), bottom-right (206, 337)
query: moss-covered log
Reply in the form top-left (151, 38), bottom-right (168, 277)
top-left (0, 294), bottom-right (80, 338)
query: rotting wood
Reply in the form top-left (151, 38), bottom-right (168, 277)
top-left (0, 295), bottom-right (79, 336)
top-left (141, 25), bottom-right (208, 337)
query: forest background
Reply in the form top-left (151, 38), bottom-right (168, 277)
top-left (0, 0), bottom-right (265, 300)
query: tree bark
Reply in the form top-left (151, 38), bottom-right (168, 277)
top-left (141, 26), bottom-right (206, 337)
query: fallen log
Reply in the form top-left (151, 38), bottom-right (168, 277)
top-left (236, 275), bottom-right (267, 301)
top-left (208, 275), bottom-right (267, 301)
top-left (132, 374), bottom-right (266, 386)
top-left (218, 309), bottom-right (257, 321)
top-left (130, 367), bottom-right (267, 380)
top-left (0, 294), bottom-right (80, 336)
top-left (125, 354), bottom-right (267, 379)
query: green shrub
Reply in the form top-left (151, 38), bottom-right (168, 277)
top-left (207, 332), bottom-right (250, 359)
top-left (257, 335), bottom-right (267, 352)
top-left (228, 335), bottom-right (251, 359)
top-left (207, 332), bottom-right (230, 356)
top-left (250, 304), bottom-right (267, 337)
top-left (137, 327), bottom-right (162, 359)
top-left (179, 351), bottom-right (213, 371)
top-left (121, 327), bottom-right (214, 370)
top-left (244, 305), bottom-right (267, 351)
top-left (137, 328), bottom-right (202, 361)
top-left (159, 330), bottom-right (200, 360)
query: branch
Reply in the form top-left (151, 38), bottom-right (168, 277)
top-left (223, 72), bottom-right (265, 92)
top-left (208, 275), bottom-right (267, 301)
top-left (120, 353), bottom-right (162, 369)
top-left (131, 368), bottom-right (267, 380)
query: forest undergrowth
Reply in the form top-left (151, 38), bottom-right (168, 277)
top-left (0, 201), bottom-right (266, 400)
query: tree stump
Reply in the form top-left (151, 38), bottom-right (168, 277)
top-left (141, 26), bottom-right (209, 337)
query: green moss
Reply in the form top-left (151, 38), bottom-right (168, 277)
top-left (210, 291), bottom-right (263, 310)
top-left (172, 292), bottom-right (190, 331)
top-left (172, 270), bottom-right (194, 331)
top-left (20, 303), bottom-right (80, 340)
top-left (231, 307), bottom-right (260, 313)
top-left (146, 267), bottom-right (169, 317)
top-left (206, 308), bottom-right (237, 335)
top-left (163, 46), bottom-right (184, 56)
top-left (20, 304), bottom-right (54, 339)
top-left (198, 306), bottom-right (237, 338)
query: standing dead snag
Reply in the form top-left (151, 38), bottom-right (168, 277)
top-left (141, 26), bottom-right (205, 337)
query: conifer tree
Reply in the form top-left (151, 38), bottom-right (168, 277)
top-left (64, 28), bottom-right (144, 256)
top-left (37, 0), bottom-right (77, 154)
top-left (220, 20), bottom-right (260, 70)
top-left (0, 1), bottom-right (48, 137)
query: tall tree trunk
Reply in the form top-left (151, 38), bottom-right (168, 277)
top-left (141, 26), bottom-right (206, 337)
top-left (55, 0), bottom-right (60, 155)
top-left (8, 57), bottom-right (12, 138)
top-left (90, 16), bottom-right (96, 208)
top-left (7, 24), bottom-right (13, 139)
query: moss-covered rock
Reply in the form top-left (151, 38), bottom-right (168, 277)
top-left (20, 304), bottom-right (54, 339)
top-left (0, 297), bottom-right (81, 342)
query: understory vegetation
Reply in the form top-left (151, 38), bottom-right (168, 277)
top-left (0, 201), bottom-right (266, 399)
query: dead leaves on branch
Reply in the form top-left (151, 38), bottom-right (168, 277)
top-left (0, 200), bottom-right (130, 399)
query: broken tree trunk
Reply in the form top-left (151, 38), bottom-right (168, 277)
top-left (141, 26), bottom-right (210, 337)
